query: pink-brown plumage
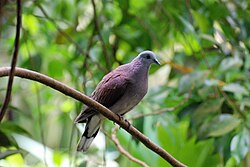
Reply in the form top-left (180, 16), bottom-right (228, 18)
top-left (75, 51), bottom-right (160, 151)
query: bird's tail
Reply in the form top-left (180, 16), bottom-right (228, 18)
top-left (77, 115), bottom-right (102, 152)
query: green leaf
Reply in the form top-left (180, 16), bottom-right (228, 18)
top-left (21, 54), bottom-right (42, 71)
top-left (245, 53), bottom-right (250, 69)
top-left (178, 16), bottom-right (195, 32)
top-left (12, 134), bottom-right (54, 166)
top-left (200, 114), bottom-right (241, 137)
top-left (178, 71), bottom-right (209, 93)
top-left (192, 10), bottom-right (210, 33)
top-left (60, 100), bottom-right (74, 113)
top-left (48, 59), bottom-right (64, 78)
top-left (225, 157), bottom-right (238, 167)
top-left (22, 14), bottom-right (39, 35)
top-left (0, 131), bottom-right (12, 147)
top-left (0, 150), bottom-right (20, 159)
top-left (157, 120), bottom-right (220, 167)
top-left (55, 27), bottom-right (74, 44)
top-left (219, 57), bottom-right (243, 72)
top-left (192, 98), bottom-right (224, 126)
top-left (0, 122), bottom-right (30, 137)
top-left (231, 128), bottom-right (250, 163)
top-left (118, 0), bottom-right (129, 15)
top-left (223, 83), bottom-right (249, 96)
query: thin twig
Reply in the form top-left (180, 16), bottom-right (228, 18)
top-left (129, 107), bottom-right (176, 120)
top-left (111, 35), bottom-right (122, 65)
top-left (219, 88), bottom-right (250, 130)
top-left (91, 0), bottom-right (111, 71)
top-left (185, 0), bottom-right (193, 25)
top-left (81, 29), bottom-right (96, 92)
top-left (0, 0), bottom-right (22, 122)
top-left (36, 88), bottom-right (48, 167)
top-left (128, 100), bottom-right (187, 120)
top-left (35, 3), bottom-right (107, 73)
top-left (218, 87), bottom-right (247, 120)
top-left (68, 124), bottom-right (77, 167)
top-left (136, 16), bottom-right (161, 47)
top-left (36, 4), bottom-right (81, 53)
top-left (0, 67), bottom-right (187, 167)
top-left (103, 126), bottom-right (149, 167)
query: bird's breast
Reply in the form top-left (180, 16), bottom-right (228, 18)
top-left (109, 76), bottom-right (148, 115)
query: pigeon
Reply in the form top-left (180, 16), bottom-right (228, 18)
top-left (75, 50), bottom-right (160, 151)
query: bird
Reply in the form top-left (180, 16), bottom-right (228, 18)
top-left (75, 50), bottom-right (160, 152)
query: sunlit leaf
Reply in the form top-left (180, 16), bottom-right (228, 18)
top-left (231, 128), bottom-right (250, 163)
top-left (12, 134), bottom-right (54, 166)
top-left (219, 57), bottom-right (243, 71)
top-left (4, 151), bottom-right (24, 166)
top-left (223, 83), bottom-right (249, 96)
top-left (23, 14), bottom-right (39, 35)
top-left (60, 100), bottom-right (74, 113)
top-left (48, 59), bottom-right (64, 78)
top-left (225, 157), bottom-right (238, 167)
top-left (191, 10), bottom-right (210, 33)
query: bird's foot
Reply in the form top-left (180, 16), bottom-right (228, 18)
top-left (116, 113), bottom-right (124, 120)
top-left (113, 113), bottom-right (131, 129)
top-left (113, 113), bottom-right (123, 125)
top-left (124, 119), bottom-right (131, 130)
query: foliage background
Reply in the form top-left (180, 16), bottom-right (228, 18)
top-left (0, 0), bottom-right (250, 166)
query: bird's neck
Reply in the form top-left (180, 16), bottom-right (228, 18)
top-left (131, 60), bottom-right (150, 80)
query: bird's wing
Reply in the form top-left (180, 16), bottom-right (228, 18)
top-left (75, 71), bottom-right (131, 123)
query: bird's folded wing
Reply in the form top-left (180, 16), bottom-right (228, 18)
top-left (75, 72), bottom-right (130, 123)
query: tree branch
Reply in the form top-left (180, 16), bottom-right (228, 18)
top-left (0, 0), bottom-right (22, 122)
top-left (0, 67), bottom-right (187, 167)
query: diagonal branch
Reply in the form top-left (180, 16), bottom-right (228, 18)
top-left (0, 0), bottom-right (22, 122)
top-left (0, 67), bottom-right (187, 167)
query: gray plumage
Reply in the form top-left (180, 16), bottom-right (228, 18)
top-left (75, 50), bottom-right (160, 151)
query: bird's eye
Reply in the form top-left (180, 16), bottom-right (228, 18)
top-left (146, 55), bottom-right (150, 59)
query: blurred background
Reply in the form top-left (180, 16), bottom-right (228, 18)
top-left (0, 0), bottom-right (250, 166)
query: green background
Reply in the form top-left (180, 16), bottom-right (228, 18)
top-left (0, 0), bottom-right (250, 166)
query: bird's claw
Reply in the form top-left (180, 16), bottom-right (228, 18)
top-left (116, 113), bottom-right (124, 120)
top-left (114, 113), bottom-right (131, 130)
top-left (113, 113), bottom-right (122, 125)
top-left (124, 119), bottom-right (131, 129)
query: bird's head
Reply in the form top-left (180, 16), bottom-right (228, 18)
top-left (137, 50), bottom-right (160, 66)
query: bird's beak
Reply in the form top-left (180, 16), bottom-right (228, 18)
top-left (154, 59), bottom-right (161, 65)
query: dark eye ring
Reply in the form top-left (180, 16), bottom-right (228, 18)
top-left (146, 55), bottom-right (150, 59)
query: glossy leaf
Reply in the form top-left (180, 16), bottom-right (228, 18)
top-left (199, 114), bottom-right (241, 137)
top-left (231, 128), bottom-right (250, 163)
top-left (223, 83), bottom-right (249, 96)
